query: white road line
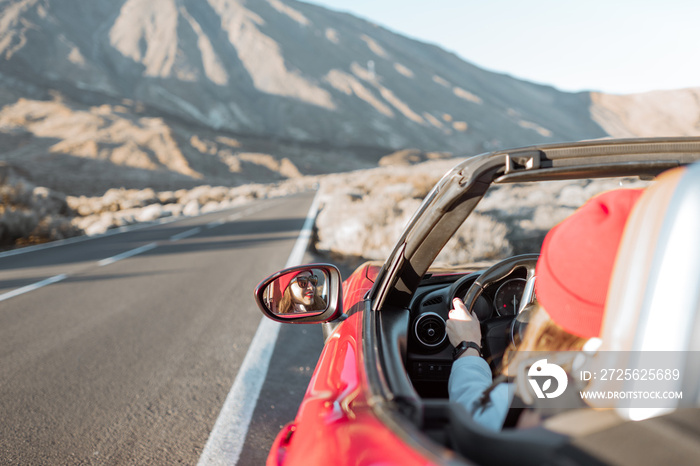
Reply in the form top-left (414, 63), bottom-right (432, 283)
top-left (206, 220), bottom-right (225, 229)
top-left (97, 243), bottom-right (158, 267)
top-left (170, 227), bottom-right (202, 241)
top-left (0, 274), bottom-right (68, 302)
top-left (198, 192), bottom-right (321, 466)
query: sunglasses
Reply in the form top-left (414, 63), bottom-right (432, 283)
top-left (293, 276), bottom-right (318, 288)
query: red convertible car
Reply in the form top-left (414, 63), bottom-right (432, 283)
top-left (255, 138), bottom-right (700, 465)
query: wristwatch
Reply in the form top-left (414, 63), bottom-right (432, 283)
top-left (453, 340), bottom-right (482, 360)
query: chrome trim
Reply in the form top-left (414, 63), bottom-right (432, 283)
top-left (494, 278), bottom-right (527, 317)
top-left (413, 312), bottom-right (447, 348)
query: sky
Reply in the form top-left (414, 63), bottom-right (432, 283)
top-left (300, 0), bottom-right (700, 95)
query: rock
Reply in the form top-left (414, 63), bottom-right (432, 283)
top-left (378, 149), bottom-right (424, 166)
top-left (101, 189), bottom-right (126, 212)
top-left (158, 191), bottom-right (178, 204)
top-left (182, 200), bottom-right (201, 217)
top-left (83, 216), bottom-right (112, 236)
top-left (162, 203), bottom-right (184, 217)
top-left (136, 204), bottom-right (166, 222)
top-left (201, 201), bottom-right (222, 213)
top-left (112, 210), bottom-right (138, 227)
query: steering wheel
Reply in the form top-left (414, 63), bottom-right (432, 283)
top-left (460, 254), bottom-right (539, 363)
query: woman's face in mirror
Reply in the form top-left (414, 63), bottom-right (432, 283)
top-left (290, 271), bottom-right (316, 306)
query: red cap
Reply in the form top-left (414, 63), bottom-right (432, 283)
top-left (274, 272), bottom-right (303, 304)
top-left (535, 189), bottom-right (644, 338)
top-left (277, 271), bottom-right (301, 294)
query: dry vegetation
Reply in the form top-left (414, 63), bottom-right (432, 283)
top-left (0, 163), bottom-right (81, 247)
top-left (0, 161), bottom-right (319, 248)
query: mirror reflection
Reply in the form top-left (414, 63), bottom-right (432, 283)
top-left (263, 268), bottom-right (329, 317)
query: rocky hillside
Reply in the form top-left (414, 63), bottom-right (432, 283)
top-left (0, 0), bottom-right (612, 156)
top-left (0, 0), bottom-right (698, 254)
top-left (591, 89), bottom-right (700, 137)
top-left (0, 97), bottom-right (387, 196)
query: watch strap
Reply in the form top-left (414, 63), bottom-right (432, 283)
top-left (453, 340), bottom-right (482, 360)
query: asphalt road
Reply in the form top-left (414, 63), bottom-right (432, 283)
top-left (0, 192), bottom-right (330, 465)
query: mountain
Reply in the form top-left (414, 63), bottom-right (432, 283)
top-left (0, 0), bottom-right (699, 196)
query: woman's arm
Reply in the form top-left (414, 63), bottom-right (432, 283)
top-left (446, 298), bottom-right (511, 430)
top-left (448, 357), bottom-right (511, 431)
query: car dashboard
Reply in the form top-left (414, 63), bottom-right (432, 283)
top-left (406, 266), bottom-right (530, 398)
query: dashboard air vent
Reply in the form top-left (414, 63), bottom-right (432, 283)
top-left (422, 296), bottom-right (444, 307)
top-left (414, 312), bottom-right (447, 348)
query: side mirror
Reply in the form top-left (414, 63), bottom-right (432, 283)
top-left (254, 264), bottom-right (344, 324)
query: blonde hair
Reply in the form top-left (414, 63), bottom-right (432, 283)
top-left (501, 303), bottom-right (586, 375)
top-left (277, 285), bottom-right (326, 314)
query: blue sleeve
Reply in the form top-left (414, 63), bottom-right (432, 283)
top-left (448, 356), bottom-right (512, 431)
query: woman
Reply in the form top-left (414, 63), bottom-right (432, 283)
top-left (277, 270), bottom-right (327, 314)
top-left (446, 188), bottom-right (644, 430)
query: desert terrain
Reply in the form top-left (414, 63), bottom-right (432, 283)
top-left (1, 0), bottom-right (698, 263)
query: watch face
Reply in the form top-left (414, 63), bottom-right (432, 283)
top-left (453, 341), bottom-right (469, 360)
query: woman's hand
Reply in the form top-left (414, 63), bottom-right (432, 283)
top-left (446, 297), bottom-right (482, 347)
